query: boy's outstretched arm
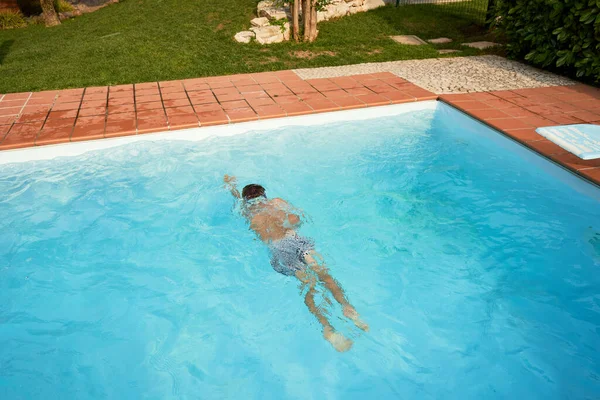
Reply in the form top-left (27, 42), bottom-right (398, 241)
top-left (224, 174), bottom-right (241, 199)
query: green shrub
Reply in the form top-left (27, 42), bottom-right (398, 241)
top-left (0, 10), bottom-right (27, 29)
top-left (54, 0), bottom-right (73, 13)
top-left (494, 0), bottom-right (600, 82)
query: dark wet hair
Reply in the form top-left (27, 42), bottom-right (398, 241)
top-left (242, 184), bottom-right (266, 200)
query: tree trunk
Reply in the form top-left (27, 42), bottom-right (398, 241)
top-left (292, 0), bottom-right (300, 41)
top-left (308, 0), bottom-right (318, 42)
top-left (302, 0), bottom-right (311, 42)
top-left (40, 0), bottom-right (61, 27)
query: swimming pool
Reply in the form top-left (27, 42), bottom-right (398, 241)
top-left (1, 102), bottom-right (599, 399)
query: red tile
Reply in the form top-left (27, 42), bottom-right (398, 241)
top-left (549, 152), bottom-right (600, 171)
top-left (354, 94), bottom-right (391, 106)
top-left (51, 102), bottom-right (80, 111)
top-left (382, 91), bottom-right (416, 103)
top-left (197, 109), bottom-right (229, 126)
top-left (48, 110), bottom-right (78, 120)
top-left (273, 95), bottom-right (301, 104)
top-left (83, 93), bottom-right (108, 102)
top-left (183, 80), bottom-right (210, 92)
top-left (404, 88), bottom-right (437, 100)
top-left (17, 111), bottom-right (49, 123)
top-left (251, 73), bottom-right (280, 84)
top-left (230, 78), bottom-right (256, 87)
top-left (502, 107), bottom-right (538, 118)
top-left (216, 92), bottom-right (244, 102)
top-left (567, 110), bottom-right (600, 123)
top-left (246, 97), bottom-right (275, 107)
top-left (85, 86), bottom-right (108, 95)
top-left (520, 116), bottom-right (555, 128)
top-left (27, 97), bottom-right (56, 105)
top-left (254, 105), bottom-right (286, 119)
top-left (0, 99), bottom-right (27, 109)
top-left (0, 123), bottom-right (11, 139)
top-left (189, 93), bottom-right (217, 105)
top-left (237, 84), bottom-right (262, 94)
top-left (163, 98), bottom-right (191, 108)
top-left (468, 108), bottom-right (511, 120)
top-left (503, 128), bottom-right (544, 142)
top-left (79, 106), bottom-right (106, 117)
top-left (109, 84), bottom-right (133, 92)
top-left (22, 105), bottom-right (52, 114)
top-left (0, 107), bottom-right (23, 116)
top-left (332, 96), bottom-right (366, 109)
top-left (168, 113), bottom-right (199, 130)
top-left (346, 87), bottom-right (373, 96)
top-left (544, 113), bottom-right (583, 125)
top-left (285, 84), bottom-right (318, 95)
top-left (135, 82), bottom-right (159, 90)
top-left (71, 116), bottom-right (106, 141)
top-left (226, 107), bottom-right (258, 123)
top-left (135, 89), bottom-right (160, 98)
top-left (165, 106), bottom-right (195, 117)
top-left (36, 121), bottom-right (74, 146)
top-left (161, 91), bottom-right (188, 100)
top-left (81, 100), bottom-right (107, 109)
top-left (243, 91), bottom-right (270, 99)
top-left (306, 79), bottom-right (341, 92)
top-left (0, 122), bottom-right (41, 149)
top-left (136, 94), bottom-right (162, 103)
top-left (108, 97), bottom-right (134, 106)
top-left (526, 139), bottom-right (569, 156)
top-left (279, 101), bottom-right (313, 116)
top-left (330, 77), bottom-right (361, 89)
top-left (323, 90), bottom-right (349, 99)
top-left (108, 104), bottom-right (136, 114)
top-left (303, 98), bottom-right (341, 112)
top-left (447, 100), bottom-right (491, 111)
top-left (193, 103), bottom-right (224, 113)
top-left (0, 115), bottom-right (16, 125)
top-left (298, 92), bottom-right (326, 101)
top-left (221, 100), bottom-right (249, 110)
top-left (137, 109), bottom-right (165, 120)
top-left (137, 102), bottom-right (164, 112)
top-left (487, 118), bottom-right (532, 130)
top-left (2, 93), bottom-right (30, 101)
top-left (137, 115), bottom-right (169, 134)
top-left (482, 98), bottom-right (515, 109)
top-left (579, 168), bottom-right (600, 185)
top-left (209, 80), bottom-right (235, 89)
top-left (105, 113), bottom-right (136, 137)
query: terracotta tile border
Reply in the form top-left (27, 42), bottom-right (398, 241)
top-left (440, 83), bottom-right (600, 186)
top-left (0, 71), bottom-right (599, 186)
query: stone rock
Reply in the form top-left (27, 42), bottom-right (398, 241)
top-left (362, 0), bottom-right (385, 11)
top-left (234, 31), bottom-right (255, 44)
top-left (462, 41), bottom-right (501, 49)
top-left (250, 17), bottom-right (270, 27)
top-left (282, 22), bottom-right (291, 41)
top-left (390, 35), bottom-right (427, 45)
top-left (257, 0), bottom-right (274, 14)
top-left (318, 2), bottom-right (350, 21)
top-left (259, 5), bottom-right (289, 21)
top-left (428, 37), bottom-right (452, 44)
top-left (250, 25), bottom-right (284, 44)
top-left (438, 49), bottom-right (460, 54)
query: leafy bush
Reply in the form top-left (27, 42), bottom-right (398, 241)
top-left (494, 0), bottom-right (600, 82)
top-left (0, 10), bottom-right (27, 29)
top-left (54, 0), bottom-right (74, 13)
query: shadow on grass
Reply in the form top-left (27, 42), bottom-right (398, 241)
top-left (0, 40), bottom-right (14, 65)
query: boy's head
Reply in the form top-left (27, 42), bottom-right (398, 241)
top-left (242, 184), bottom-right (266, 201)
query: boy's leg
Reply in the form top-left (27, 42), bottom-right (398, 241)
top-left (295, 270), bottom-right (353, 352)
top-left (303, 251), bottom-right (369, 332)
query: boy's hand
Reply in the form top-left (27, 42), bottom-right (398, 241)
top-left (224, 174), bottom-right (236, 185)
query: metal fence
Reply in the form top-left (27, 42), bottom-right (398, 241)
top-left (396, 0), bottom-right (491, 24)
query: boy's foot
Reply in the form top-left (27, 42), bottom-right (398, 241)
top-left (323, 327), bottom-right (353, 352)
top-left (343, 305), bottom-right (369, 331)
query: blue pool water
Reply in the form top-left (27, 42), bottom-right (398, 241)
top-left (1, 103), bottom-right (600, 399)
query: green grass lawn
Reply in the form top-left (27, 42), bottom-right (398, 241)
top-left (0, 0), bottom-right (501, 93)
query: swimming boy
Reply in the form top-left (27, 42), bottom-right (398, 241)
top-left (224, 175), bottom-right (368, 352)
